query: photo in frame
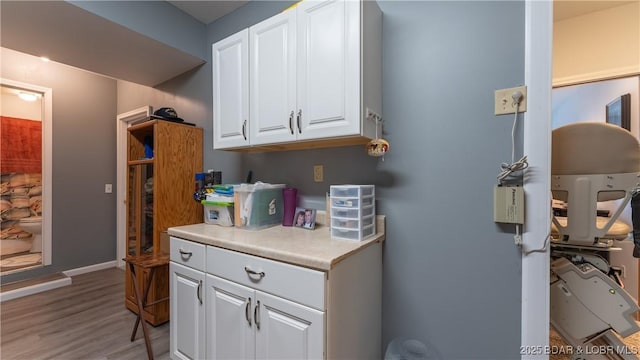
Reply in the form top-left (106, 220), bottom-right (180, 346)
top-left (606, 93), bottom-right (631, 131)
top-left (293, 207), bottom-right (316, 230)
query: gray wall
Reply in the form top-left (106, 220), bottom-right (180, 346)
top-left (381, 3), bottom-right (523, 356)
top-left (206, 1), bottom-right (525, 358)
top-left (70, 0), bottom-right (206, 59)
top-left (1, 47), bottom-right (118, 283)
top-left (3, 0), bottom-right (526, 357)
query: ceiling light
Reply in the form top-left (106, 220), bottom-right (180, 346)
top-left (18, 92), bottom-right (39, 102)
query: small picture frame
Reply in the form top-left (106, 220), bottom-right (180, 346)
top-left (293, 207), bottom-right (316, 230)
top-left (606, 93), bottom-right (631, 131)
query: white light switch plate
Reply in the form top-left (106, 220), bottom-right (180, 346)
top-left (105, 184), bottom-right (113, 193)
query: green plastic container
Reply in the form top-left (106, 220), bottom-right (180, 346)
top-left (234, 183), bottom-right (285, 229)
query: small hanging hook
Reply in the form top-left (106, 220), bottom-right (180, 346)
top-left (365, 109), bottom-right (389, 159)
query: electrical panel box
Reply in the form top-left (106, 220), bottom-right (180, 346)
top-left (494, 185), bottom-right (524, 224)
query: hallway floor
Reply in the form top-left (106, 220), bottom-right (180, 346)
top-left (0, 267), bottom-right (169, 359)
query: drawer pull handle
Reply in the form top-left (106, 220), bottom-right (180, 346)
top-left (179, 249), bottom-right (192, 258)
top-left (254, 300), bottom-right (261, 330)
top-left (197, 280), bottom-right (203, 305)
top-left (244, 266), bottom-right (265, 279)
top-left (245, 297), bottom-right (252, 326)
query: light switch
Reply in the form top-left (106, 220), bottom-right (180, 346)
top-left (105, 184), bottom-right (113, 193)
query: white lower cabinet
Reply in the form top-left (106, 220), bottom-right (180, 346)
top-left (206, 246), bottom-right (325, 360)
top-left (170, 235), bottom-right (382, 360)
top-left (170, 262), bottom-right (206, 360)
top-left (256, 290), bottom-right (324, 359)
top-left (205, 274), bottom-right (254, 359)
top-left (206, 274), bottom-right (324, 359)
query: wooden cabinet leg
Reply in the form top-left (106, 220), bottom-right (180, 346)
top-left (129, 263), bottom-right (154, 360)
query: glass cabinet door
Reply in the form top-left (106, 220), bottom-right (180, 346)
top-left (127, 165), bottom-right (137, 256)
top-left (127, 163), bottom-right (154, 256)
top-left (140, 163), bottom-right (154, 254)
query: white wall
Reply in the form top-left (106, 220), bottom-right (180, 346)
top-left (553, 1), bottom-right (640, 87)
top-left (552, 76), bottom-right (640, 137)
top-left (0, 86), bottom-right (42, 120)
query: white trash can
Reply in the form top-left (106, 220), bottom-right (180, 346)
top-left (384, 338), bottom-right (431, 360)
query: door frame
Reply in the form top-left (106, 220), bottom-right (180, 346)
top-left (1, 78), bottom-right (53, 266)
top-left (522, 0), bottom-right (552, 355)
top-left (116, 106), bottom-right (151, 268)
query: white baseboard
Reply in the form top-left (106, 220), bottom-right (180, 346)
top-left (0, 261), bottom-right (118, 302)
top-left (62, 260), bottom-right (118, 277)
top-left (0, 277), bottom-right (71, 302)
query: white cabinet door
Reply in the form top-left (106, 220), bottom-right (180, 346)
top-left (249, 10), bottom-right (297, 145)
top-left (170, 262), bottom-right (205, 360)
top-left (206, 274), bottom-right (255, 360)
top-left (255, 291), bottom-right (324, 360)
top-left (296, 0), bottom-right (360, 140)
top-left (213, 29), bottom-right (249, 149)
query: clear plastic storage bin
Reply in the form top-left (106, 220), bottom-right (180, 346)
top-left (329, 185), bottom-right (376, 241)
top-left (331, 226), bottom-right (375, 241)
top-left (233, 183), bottom-right (285, 230)
top-left (331, 215), bottom-right (374, 230)
top-left (202, 200), bottom-right (234, 227)
top-left (332, 206), bottom-right (374, 219)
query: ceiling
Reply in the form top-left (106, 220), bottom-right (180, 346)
top-left (167, 1), bottom-right (248, 24)
top-left (553, 0), bottom-right (636, 21)
top-left (1, 1), bottom-right (635, 87)
top-left (0, 1), bottom-right (206, 87)
top-left (167, 0), bottom-right (637, 24)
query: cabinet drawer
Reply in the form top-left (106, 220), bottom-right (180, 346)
top-left (206, 246), bottom-right (325, 310)
top-left (170, 237), bottom-right (206, 271)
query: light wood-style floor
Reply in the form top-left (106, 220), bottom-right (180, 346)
top-left (0, 267), bottom-right (170, 360)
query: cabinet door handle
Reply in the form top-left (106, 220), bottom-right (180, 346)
top-left (179, 249), bottom-right (192, 258)
top-left (254, 300), bottom-right (261, 330)
top-left (289, 111), bottom-right (294, 134)
top-left (244, 266), bottom-right (265, 279)
top-left (296, 110), bottom-right (302, 134)
top-left (197, 280), bottom-right (203, 305)
top-left (245, 297), bottom-right (252, 326)
top-left (242, 119), bottom-right (247, 140)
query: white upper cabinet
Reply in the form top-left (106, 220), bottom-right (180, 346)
top-left (249, 10), bottom-right (297, 145)
top-left (213, 0), bottom-right (382, 150)
top-left (296, 0), bottom-right (360, 140)
top-left (213, 29), bottom-right (250, 150)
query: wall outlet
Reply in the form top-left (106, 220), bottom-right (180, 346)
top-left (495, 86), bottom-right (527, 115)
top-left (313, 165), bottom-right (323, 182)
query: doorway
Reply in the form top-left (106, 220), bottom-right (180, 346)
top-left (0, 79), bottom-right (52, 275)
top-left (116, 106), bottom-right (152, 268)
top-left (522, 0), bottom-right (640, 351)
top-left (553, 76), bottom-right (640, 298)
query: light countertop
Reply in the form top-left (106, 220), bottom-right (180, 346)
top-left (167, 213), bottom-right (385, 271)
